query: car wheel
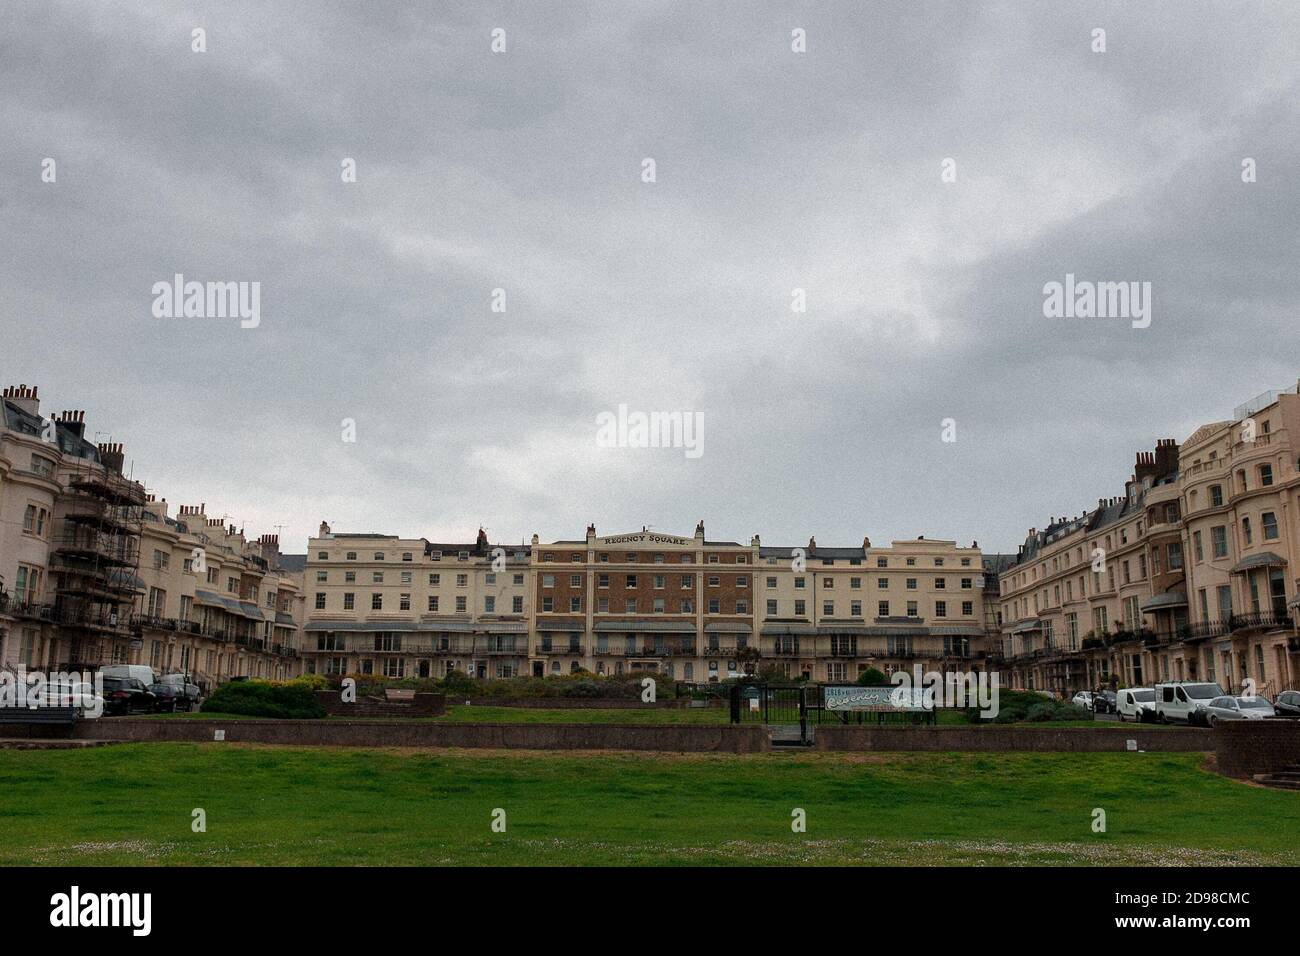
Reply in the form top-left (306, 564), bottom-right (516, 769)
top-left (1208, 715), bottom-right (1217, 727)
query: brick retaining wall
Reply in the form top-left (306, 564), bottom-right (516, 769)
top-left (68, 719), bottom-right (770, 753)
top-left (1212, 720), bottom-right (1300, 778)
top-left (454, 697), bottom-right (719, 710)
top-left (815, 724), bottom-right (1210, 752)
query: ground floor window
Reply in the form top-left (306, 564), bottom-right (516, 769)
top-left (382, 658), bottom-right (404, 678)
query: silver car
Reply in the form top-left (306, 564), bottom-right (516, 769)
top-left (1203, 695), bottom-right (1275, 725)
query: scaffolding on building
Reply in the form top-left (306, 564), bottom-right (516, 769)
top-left (49, 445), bottom-right (146, 670)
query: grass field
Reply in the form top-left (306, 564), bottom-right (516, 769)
top-left (0, 744), bottom-right (1293, 866)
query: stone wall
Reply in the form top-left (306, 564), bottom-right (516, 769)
top-left (1212, 720), bottom-right (1300, 778)
top-left (815, 724), bottom-right (1210, 752)
top-left (69, 718), bottom-right (770, 753)
top-left (453, 697), bottom-right (719, 710)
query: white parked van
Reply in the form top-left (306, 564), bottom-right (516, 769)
top-left (1117, 687), bottom-right (1156, 722)
top-left (99, 664), bottom-right (158, 687)
top-left (1153, 681), bottom-right (1223, 724)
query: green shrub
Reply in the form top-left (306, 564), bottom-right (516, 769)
top-left (856, 667), bottom-right (887, 686)
top-left (1025, 701), bottom-right (1058, 722)
top-left (201, 679), bottom-right (326, 719)
top-left (289, 672), bottom-right (331, 691)
top-left (970, 690), bottom-right (1095, 724)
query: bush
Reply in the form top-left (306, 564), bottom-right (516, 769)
top-left (975, 690), bottom-right (1095, 724)
top-left (856, 667), bottom-right (887, 686)
top-left (201, 679), bottom-right (326, 719)
top-left (291, 672), bottom-right (331, 691)
top-left (1025, 701), bottom-right (1058, 722)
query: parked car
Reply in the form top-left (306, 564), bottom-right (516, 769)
top-left (1273, 690), bottom-right (1300, 718)
top-left (1117, 687), bottom-right (1156, 722)
top-left (156, 674), bottom-right (201, 711)
top-left (45, 680), bottom-right (105, 718)
top-left (1202, 695), bottom-right (1276, 725)
top-left (1095, 690), bottom-right (1116, 714)
top-left (1154, 681), bottom-right (1224, 723)
top-left (1071, 691), bottom-right (1096, 710)
top-left (148, 682), bottom-right (186, 713)
top-left (101, 677), bottom-right (156, 716)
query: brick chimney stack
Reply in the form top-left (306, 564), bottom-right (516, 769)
top-left (55, 409), bottom-right (86, 440)
top-left (1133, 449), bottom-right (1159, 485)
top-left (3, 384), bottom-right (40, 416)
top-left (1153, 438), bottom-right (1179, 477)
top-left (258, 533), bottom-right (281, 566)
top-left (97, 442), bottom-right (124, 474)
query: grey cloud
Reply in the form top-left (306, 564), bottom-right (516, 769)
top-left (1, 0), bottom-right (1296, 553)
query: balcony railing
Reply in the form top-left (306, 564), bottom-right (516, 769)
top-left (1175, 620), bottom-right (1232, 643)
top-left (536, 644), bottom-right (585, 655)
top-left (1229, 610), bottom-right (1291, 632)
top-left (0, 592), bottom-right (52, 620)
top-left (594, 644), bottom-right (698, 657)
top-left (482, 643), bottom-right (528, 656)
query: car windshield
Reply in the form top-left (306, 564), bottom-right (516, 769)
top-left (101, 678), bottom-right (130, 690)
top-left (1240, 698), bottom-right (1272, 709)
top-left (1131, 690), bottom-right (1155, 702)
top-left (1186, 685), bottom-right (1221, 699)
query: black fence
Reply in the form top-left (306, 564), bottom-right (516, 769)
top-left (729, 682), bottom-right (938, 743)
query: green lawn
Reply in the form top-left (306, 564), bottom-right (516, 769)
top-left (0, 745), bottom-right (1293, 866)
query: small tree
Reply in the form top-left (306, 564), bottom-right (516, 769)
top-left (737, 645), bottom-right (762, 675)
top-left (856, 667), bottom-right (887, 686)
top-left (440, 669), bottom-right (475, 696)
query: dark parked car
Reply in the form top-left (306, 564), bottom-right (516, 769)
top-left (148, 683), bottom-right (185, 713)
top-left (1273, 690), bottom-right (1300, 718)
top-left (1095, 690), bottom-right (1116, 714)
top-left (102, 677), bottom-right (156, 715)
top-left (156, 674), bottom-right (201, 711)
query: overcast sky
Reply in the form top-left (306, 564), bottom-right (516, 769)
top-left (3, 1), bottom-right (1297, 555)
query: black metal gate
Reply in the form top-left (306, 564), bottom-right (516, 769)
top-left (729, 682), bottom-right (814, 745)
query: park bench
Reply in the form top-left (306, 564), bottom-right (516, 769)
top-left (0, 706), bottom-right (78, 727)
top-left (384, 688), bottom-right (416, 703)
